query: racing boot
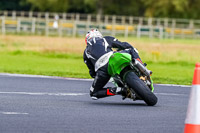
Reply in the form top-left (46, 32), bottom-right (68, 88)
top-left (107, 87), bottom-right (127, 96)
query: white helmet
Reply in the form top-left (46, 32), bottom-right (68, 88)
top-left (85, 29), bottom-right (103, 44)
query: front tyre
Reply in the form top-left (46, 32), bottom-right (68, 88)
top-left (124, 71), bottom-right (158, 106)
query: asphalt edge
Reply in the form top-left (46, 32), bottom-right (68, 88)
top-left (0, 73), bottom-right (191, 88)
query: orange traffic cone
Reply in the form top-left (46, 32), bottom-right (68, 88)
top-left (184, 63), bottom-right (200, 133)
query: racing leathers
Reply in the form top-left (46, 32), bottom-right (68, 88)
top-left (83, 36), bottom-right (142, 99)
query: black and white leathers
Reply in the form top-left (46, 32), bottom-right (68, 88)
top-left (83, 36), bottom-right (135, 78)
top-left (83, 36), bottom-right (141, 99)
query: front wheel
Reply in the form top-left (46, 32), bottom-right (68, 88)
top-left (124, 71), bottom-right (158, 106)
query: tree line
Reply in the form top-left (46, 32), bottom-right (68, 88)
top-left (1, 0), bottom-right (200, 19)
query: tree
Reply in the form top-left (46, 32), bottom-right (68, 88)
top-left (25, 0), bottom-right (69, 12)
top-left (1, 0), bottom-right (200, 19)
top-left (0, 0), bottom-right (31, 11)
top-left (142, 0), bottom-right (200, 19)
top-left (83, 0), bottom-right (104, 15)
top-left (84, 0), bottom-right (145, 16)
top-left (103, 0), bottom-right (145, 16)
top-left (186, 0), bottom-right (200, 19)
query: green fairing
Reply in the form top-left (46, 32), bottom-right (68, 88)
top-left (108, 53), bottom-right (131, 76)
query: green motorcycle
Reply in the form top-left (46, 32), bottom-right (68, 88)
top-left (108, 52), bottom-right (158, 106)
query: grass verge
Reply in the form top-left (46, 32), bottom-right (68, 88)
top-left (0, 51), bottom-right (89, 78)
top-left (0, 35), bottom-right (199, 85)
top-left (0, 50), bottom-right (195, 85)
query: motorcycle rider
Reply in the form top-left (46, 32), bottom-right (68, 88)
top-left (83, 29), bottom-right (143, 100)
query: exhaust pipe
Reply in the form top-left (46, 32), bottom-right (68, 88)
top-left (132, 59), bottom-right (152, 76)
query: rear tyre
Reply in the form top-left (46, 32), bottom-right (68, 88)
top-left (124, 71), bottom-right (157, 106)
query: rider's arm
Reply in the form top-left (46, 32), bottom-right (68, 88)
top-left (83, 50), bottom-right (96, 78)
top-left (104, 36), bottom-right (133, 50)
top-left (104, 36), bottom-right (143, 64)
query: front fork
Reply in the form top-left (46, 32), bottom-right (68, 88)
top-left (140, 75), bottom-right (155, 92)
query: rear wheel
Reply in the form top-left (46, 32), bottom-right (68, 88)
top-left (124, 71), bottom-right (157, 106)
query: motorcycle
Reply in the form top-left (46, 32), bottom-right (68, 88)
top-left (108, 52), bottom-right (158, 106)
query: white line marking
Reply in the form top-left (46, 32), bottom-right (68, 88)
top-left (0, 91), bottom-right (186, 97)
top-left (0, 73), bottom-right (191, 87)
top-left (155, 93), bottom-right (187, 96)
top-left (0, 112), bottom-right (29, 115)
top-left (156, 84), bottom-right (190, 88)
top-left (0, 73), bottom-right (93, 81)
top-left (0, 92), bottom-right (87, 96)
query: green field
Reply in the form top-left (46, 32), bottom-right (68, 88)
top-left (0, 51), bottom-right (87, 78)
top-left (0, 35), bottom-right (199, 85)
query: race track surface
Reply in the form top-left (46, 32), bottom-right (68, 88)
top-left (0, 74), bottom-right (190, 133)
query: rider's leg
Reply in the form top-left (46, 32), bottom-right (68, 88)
top-left (90, 70), bottom-right (124, 100)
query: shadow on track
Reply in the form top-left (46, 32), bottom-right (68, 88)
top-left (89, 101), bottom-right (148, 107)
